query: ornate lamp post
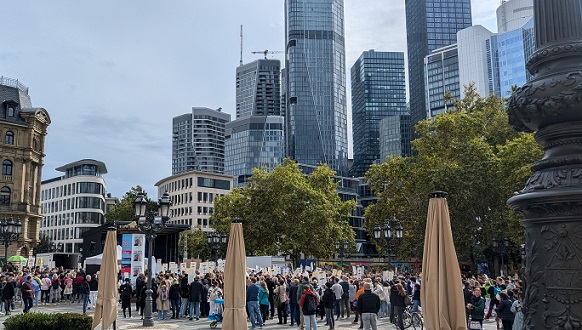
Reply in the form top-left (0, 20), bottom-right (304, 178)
top-left (373, 217), bottom-right (403, 271)
top-left (491, 237), bottom-right (510, 277)
top-left (0, 217), bottom-right (22, 268)
top-left (133, 192), bottom-right (172, 327)
top-left (207, 232), bottom-right (227, 261)
top-left (334, 240), bottom-right (348, 269)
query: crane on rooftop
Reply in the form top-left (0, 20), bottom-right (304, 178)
top-left (251, 49), bottom-right (285, 59)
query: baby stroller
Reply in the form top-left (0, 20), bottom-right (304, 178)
top-left (209, 298), bottom-right (224, 328)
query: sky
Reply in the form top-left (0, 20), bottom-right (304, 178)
top-left (1, 0), bottom-right (499, 198)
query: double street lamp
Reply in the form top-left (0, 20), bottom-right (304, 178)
top-left (207, 232), bottom-right (227, 261)
top-left (335, 240), bottom-right (348, 269)
top-left (492, 237), bottom-right (510, 277)
top-left (133, 192), bottom-right (172, 327)
top-left (373, 217), bottom-right (403, 272)
top-left (0, 217), bottom-right (22, 269)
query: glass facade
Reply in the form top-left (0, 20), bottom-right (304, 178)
top-left (172, 108), bottom-right (231, 175)
top-left (406, 0), bottom-right (472, 126)
top-left (379, 114), bottom-right (413, 160)
top-left (350, 50), bottom-right (407, 177)
top-left (285, 0), bottom-right (349, 176)
top-left (236, 60), bottom-right (281, 119)
top-left (225, 116), bottom-right (284, 187)
top-left (425, 44), bottom-right (460, 118)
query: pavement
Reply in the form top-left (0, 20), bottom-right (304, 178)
top-left (0, 301), bottom-right (501, 330)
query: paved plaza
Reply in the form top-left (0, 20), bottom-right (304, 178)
top-left (0, 300), bottom-right (501, 330)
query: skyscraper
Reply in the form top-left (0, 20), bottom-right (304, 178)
top-left (350, 50), bottom-right (407, 177)
top-left (285, 0), bottom-right (349, 176)
top-left (235, 59), bottom-right (281, 118)
top-left (172, 107), bottom-right (230, 175)
top-left (424, 44), bottom-right (460, 118)
top-left (405, 0), bottom-right (472, 125)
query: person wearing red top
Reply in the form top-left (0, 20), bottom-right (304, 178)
top-left (299, 285), bottom-right (320, 330)
top-left (21, 276), bottom-right (34, 313)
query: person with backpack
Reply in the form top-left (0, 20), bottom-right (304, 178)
top-left (119, 278), bottom-right (133, 318)
top-left (299, 284), bottom-right (320, 330)
top-left (157, 280), bottom-right (170, 320)
top-left (485, 281), bottom-right (500, 319)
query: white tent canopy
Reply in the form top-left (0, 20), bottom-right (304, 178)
top-left (85, 245), bottom-right (122, 265)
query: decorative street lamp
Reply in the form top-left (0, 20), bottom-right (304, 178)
top-left (0, 217), bottom-right (22, 269)
top-left (207, 232), bottom-right (228, 261)
top-left (491, 237), bottom-right (510, 277)
top-left (373, 217), bottom-right (403, 272)
top-left (334, 240), bottom-right (349, 269)
top-left (133, 192), bottom-right (172, 327)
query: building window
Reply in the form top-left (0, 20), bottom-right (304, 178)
top-left (7, 107), bottom-right (14, 117)
top-left (4, 131), bottom-right (14, 145)
top-left (2, 160), bottom-right (12, 176)
top-left (0, 187), bottom-right (10, 205)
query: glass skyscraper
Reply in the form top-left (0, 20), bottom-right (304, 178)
top-left (424, 44), bottom-right (460, 118)
top-left (236, 59), bottom-right (281, 118)
top-left (350, 50), bottom-right (407, 177)
top-left (406, 0), bottom-right (472, 126)
top-left (285, 0), bottom-right (349, 176)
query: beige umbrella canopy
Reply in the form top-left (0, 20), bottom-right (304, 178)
top-left (92, 229), bottom-right (118, 330)
top-left (222, 218), bottom-right (248, 330)
top-left (420, 191), bottom-right (466, 330)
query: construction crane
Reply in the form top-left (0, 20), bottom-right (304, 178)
top-left (251, 49), bottom-right (285, 59)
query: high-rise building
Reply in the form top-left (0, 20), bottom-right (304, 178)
top-left (172, 107), bottom-right (230, 175)
top-left (379, 114), bottom-right (413, 160)
top-left (405, 0), bottom-right (472, 125)
top-left (457, 25), bottom-right (496, 97)
top-left (236, 59), bottom-right (281, 119)
top-left (496, 0), bottom-right (534, 33)
top-left (350, 50), bottom-right (407, 177)
top-left (40, 159), bottom-right (107, 253)
top-left (0, 77), bottom-right (51, 258)
top-left (424, 44), bottom-right (460, 118)
top-left (285, 0), bottom-right (349, 176)
top-left (225, 116), bottom-right (285, 186)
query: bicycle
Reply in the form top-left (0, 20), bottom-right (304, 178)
top-left (397, 305), bottom-right (423, 330)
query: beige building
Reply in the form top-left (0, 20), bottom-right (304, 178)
top-left (155, 170), bottom-right (234, 231)
top-left (0, 77), bottom-right (51, 258)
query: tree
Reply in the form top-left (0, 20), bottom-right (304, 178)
top-left (211, 159), bottom-right (356, 266)
top-left (178, 227), bottom-right (211, 260)
top-left (34, 234), bottom-right (54, 254)
top-left (105, 186), bottom-right (156, 222)
top-left (365, 85), bottom-right (543, 261)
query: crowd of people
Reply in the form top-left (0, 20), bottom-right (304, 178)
top-left (0, 261), bottom-right (524, 330)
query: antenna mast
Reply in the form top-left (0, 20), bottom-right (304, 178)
top-left (240, 25), bottom-right (243, 66)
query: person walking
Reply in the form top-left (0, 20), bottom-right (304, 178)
top-left (274, 279), bottom-right (288, 324)
top-left (299, 284), bottom-right (319, 330)
top-left (392, 283), bottom-right (407, 330)
top-left (119, 278), bottom-right (133, 318)
top-left (81, 275), bottom-right (91, 315)
top-left (339, 276), bottom-right (351, 319)
top-left (330, 277), bottom-right (343, 320)
top-left (21, 276), bottom-right (34, 313)
top-left (495, 292), bottom-right (515, 330)
top-left (322, 282), bottom-right (336, 330)
top-left (247, 277), bottom-right (264, 329)
top-left (289, 278), bottom-right (301, 326)
top-left (188, 276), bottom-right (203, 321)
top-left (259, 281), bottom-right (270, 324)
top-left (157, 280), bottom-right (170, 320)
top-left (357, 282), bottom-right (381, 330)
top-left (467, 287), bottom-right (485, 329)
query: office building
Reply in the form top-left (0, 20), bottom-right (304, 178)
top-left (379, 114), bottom-right (413, 160)
top-left (225, 116), bottom-right (285, 187)
top-left (424, 44), bottom-right (460, 118)
top-left (350, 50), bottom-right (407, 177)
top-left (236, 59), bottom-right (281, 119)
top-left (0, 76), bottom-right (51, 258)
top-left (40, 159), bottom-right (107, 253)
top-left (497, 0), bottom-right (534, 33)
top-left (285, 0), bottom-right (349, 176)
top-left (155, 171), bottom-right (234, 230)
top-left (172, 107), bottom-right (231, 175)
top-left (405, 0), bottom-right (472, 125)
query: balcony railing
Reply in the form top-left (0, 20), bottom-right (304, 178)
top-left (2, 175), bottom-right (12, 182)
top-left (0, 76), bottom-right (29, 94)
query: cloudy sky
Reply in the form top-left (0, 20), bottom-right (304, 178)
top-left (1, 0), bottom-right (499, 198)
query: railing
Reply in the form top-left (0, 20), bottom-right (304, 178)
top-left (2, 175), bottom-right (12, 182)
top-left (0, 76), bottom-right (29, 94)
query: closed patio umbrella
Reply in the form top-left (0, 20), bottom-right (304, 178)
top-left (420, 191), bottom-right (466, 330)
top-left (92, 229), bottom-right (118, 330)
top-left (222, 218), bottom-right (248, 330)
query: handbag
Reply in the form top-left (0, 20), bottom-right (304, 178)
top-left (468, 320), bottom-right (482, 330)
top-left (404, 295), bottom-right (413, 306)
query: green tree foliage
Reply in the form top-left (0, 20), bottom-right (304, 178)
top-left (105, 186), bottom-right (156, 222)
top-left (178, 227), bottom-right (211, 260)
top-left (365, 84), bottom-right (543, 261)
top-left (34, 234), bottom-right (54, 254)
top-left (211, 159), bottom-right (356, 266)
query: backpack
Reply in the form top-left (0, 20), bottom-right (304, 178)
top-left (302, 293), bottom-right (317, 315)
top-left (121, 284), bottom-right (131, 299)
top-left (52, 279), bottom-right (59, 289)
top-left (160, 286), bottom-right (168, 301)
top-left (494, 286), bottom-right (501, 295)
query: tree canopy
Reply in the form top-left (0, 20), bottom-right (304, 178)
top-left (365, 85), bottom-right (543, 261)
top-left (105, 186), bottom-right (156, 222)
top-left (211, 159), bottom-right (356, 266)
top-left (178, 227), bottom-right (212, 260)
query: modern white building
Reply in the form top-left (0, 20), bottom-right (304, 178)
top-left (457, 25), bottom-right (496, 97)
top-left (155, 170), bottom-right (234, 230)
top-left (496, 0), bottom-right (534, 33)
top-left (40, 159), bottom-right (108, 253)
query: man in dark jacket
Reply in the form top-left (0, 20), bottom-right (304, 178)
top-left (357, 282), bottom-right (381, 330)
top-left (389, 280), bottom-right (400, 323)
top-left (135, 274), bottom-right (145, 312)
top-left (188, 277), bottom-right (203, 320)
top-left (265, 274), bottom-right (277, 319)
top-left (179, 276), bottom-right (190, 318)
top-left (463, 281), bottom-right (473, 324)
top-left (322, 282), bottom-right (336, 330)
top-left (339, 276), bottom-right (350, 319)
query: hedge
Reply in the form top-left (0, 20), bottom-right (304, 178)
top-left (3, 312), bottom-right (92, 330)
